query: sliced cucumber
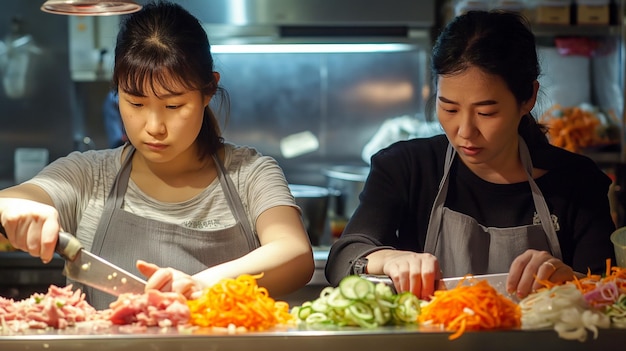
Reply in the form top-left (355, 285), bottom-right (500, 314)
top-left (326, 288), bottom-right (353, 309)
top-left (293, 275), bottom-right (423, 329)
top-left (306, 312), bottom-right (329, 324)
top-left (340, 275), bottom-right (375, 300)
top-left (348, 301), bottom-right (374, 321)
top-left (393, 292), bottom-right (420, 323)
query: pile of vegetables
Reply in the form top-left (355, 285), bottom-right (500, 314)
top-left (539, 104), bottom-right (617, 153)
top-left (187, 273), bottom-right (293, 331)
top-left (291, 275), bottom-right (421, 328)
top-left (184, 266), bottom-right (625, 341)
top-left (520, 260), bottom-right (626, 342)
top-left (418, 278), bottom-right (521, 340)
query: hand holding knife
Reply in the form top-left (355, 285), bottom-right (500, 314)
top-left (0, 223), bottom-right (146, 297)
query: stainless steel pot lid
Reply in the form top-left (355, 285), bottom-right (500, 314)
top-left (288, 184), bottom-right (330, 198)
top-left (323, 165), bottom-right (369, 182)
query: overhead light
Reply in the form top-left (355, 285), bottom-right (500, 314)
top-left (41, 0), bottom-right (142, 16)
top-left (211, 43), bottom-right (417, 54)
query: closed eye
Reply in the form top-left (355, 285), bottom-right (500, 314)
top-left (166, 105), bottom-right (181, 110)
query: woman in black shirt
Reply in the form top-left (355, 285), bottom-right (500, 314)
top-left (325, 10), bottom-right (616, 300)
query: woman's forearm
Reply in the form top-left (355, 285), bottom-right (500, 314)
top-left (192, 237), bottom-right (314, 296)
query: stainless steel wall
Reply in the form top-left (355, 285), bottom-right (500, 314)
top-left (215, 48), bottom-right (428, 186)
top-left (0, 1), bottom-right (74, 185)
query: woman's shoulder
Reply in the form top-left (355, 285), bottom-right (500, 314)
top-left (223, 143), bottom-right (270, 166)
top-left (533, 143), bottom-right (601, 171)
top-left (533, 144), bottom-right (610, 185)
top-left (372, 134), bottom-right (448, 164)
top-left (52, 146), bottom-right (122, 170)
top-left (223, 143), bottom-right (282, 176)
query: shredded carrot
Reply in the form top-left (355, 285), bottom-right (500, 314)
top-left (539, 104), bottom-right (606, 153)
top-left (418, 278), bottom-right (521, 340)
top-left (532, 259), bottom-right (626, 308)
top-left (186, 273), bottom-right (293, 331)
top-left (574, 259), bottom-right (626, 297)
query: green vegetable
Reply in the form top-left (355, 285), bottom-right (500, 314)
top-left (291, 275), bottom-right (421, 329)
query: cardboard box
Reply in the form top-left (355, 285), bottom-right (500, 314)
top-left (577, 4), bottom-right (610, 25)
top-left (536, 5), bottom-right (571, 25)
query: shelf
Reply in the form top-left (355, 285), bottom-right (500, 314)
top-left (532, 24), bottom-right (622, 37)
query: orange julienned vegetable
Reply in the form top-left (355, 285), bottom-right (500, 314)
top-left (535, 259), bottom-right (626, 293)
top-left (532, 258), bottom-right (626, 309)
top-left (186, 273), bottom-right (293, 330)
top-left (418, 278), bottom-right (521, 340)
top-left (573, 259), bottom-right (626, 294)
top-left (540, 105), bottom-right (603, 153)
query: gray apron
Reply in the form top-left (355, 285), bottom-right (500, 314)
top-left (424, 138), bottom-right (563, 278)
top-left (83, 146), bottom-right (260, 309)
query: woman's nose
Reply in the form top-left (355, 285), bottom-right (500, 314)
top-left (457, 112), bottom-right (476, 139)
top-left (145, 111), bottom-right (166, 136)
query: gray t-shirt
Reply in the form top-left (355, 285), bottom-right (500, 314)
top-left (27, 143), bottom-right (298, 251)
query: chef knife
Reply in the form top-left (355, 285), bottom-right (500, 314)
top-left (360, 272), bottom-right (518, 302)
top-left (0, 223), bottom-right (146, 296)
top-left (437, 273), bottom-right (518, 302)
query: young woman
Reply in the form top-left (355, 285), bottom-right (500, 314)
top-left (325, 10), bottom-right (616, 301)
top-left (0, 1), bottom-right (314, 309)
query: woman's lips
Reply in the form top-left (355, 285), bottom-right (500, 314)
top-left (459, 145), bottom-right (481, 156)
top-left (145, 142), bottom-right (167, 151)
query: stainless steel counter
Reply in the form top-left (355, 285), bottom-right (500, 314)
top-left (1, 325), bottom-right (624, 351)
top-left (7, 248), bottom-right (622, 351)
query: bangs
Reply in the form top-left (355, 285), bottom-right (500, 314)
top-left (115, 57), bottom-right (201, 97)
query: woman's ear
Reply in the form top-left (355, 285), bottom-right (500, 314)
top-left (521, 80), bottom-right (539, 116)
top-left (204, 72), bottom-right (222, 106)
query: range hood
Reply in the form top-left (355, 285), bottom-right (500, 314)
top-left (186, 0), bottom-right (435, 44)
top-left (68, 0), bottom-right (436, 80)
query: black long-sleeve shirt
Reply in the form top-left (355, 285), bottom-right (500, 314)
top-left (325, 134), bottom-right (616, 286)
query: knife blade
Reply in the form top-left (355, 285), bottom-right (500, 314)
top-left (438, 273), bottom-right (518, 302)
top-left (1, 223), bottom-right (146, 296)
top-left (360, 272), bottom-right (518, 302)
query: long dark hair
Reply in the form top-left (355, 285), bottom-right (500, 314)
top-left (430, 10), bottom-right (549, 147)
top-left (112, 0), bottom-right (228, 159)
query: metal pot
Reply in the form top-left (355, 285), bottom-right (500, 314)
top-left (289, 184), bottom-right (330, 247)
top-left (323, 165), bottom-right (369, 219)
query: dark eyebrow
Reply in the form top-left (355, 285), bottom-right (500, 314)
top-left (438, 96), bottom-right (498, 106)
top-left (121, 90), bottom-right (183, 99)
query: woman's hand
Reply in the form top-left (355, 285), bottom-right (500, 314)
top-left (0, 198), bottom-right (61, 263)
top-left (369, 249), bottom-right (441, 300)
top-left (507, 249), bottom-right (576, 299)
top-left (136, 260), bottom-right (204, 299)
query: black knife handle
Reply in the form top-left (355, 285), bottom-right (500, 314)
top-left (0, 222), bottom-right (81, 261)
top-left (56, 231), bottom-right (82, 261)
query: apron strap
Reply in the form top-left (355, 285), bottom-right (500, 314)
top-left (518, 139), bottom-right (562, 260)
top-left (212, 154), bottom-right (260, 251)
top-left (92, 146), bottom-right (134, 256)
top-left (424, 144), bottom-right (454, 253)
